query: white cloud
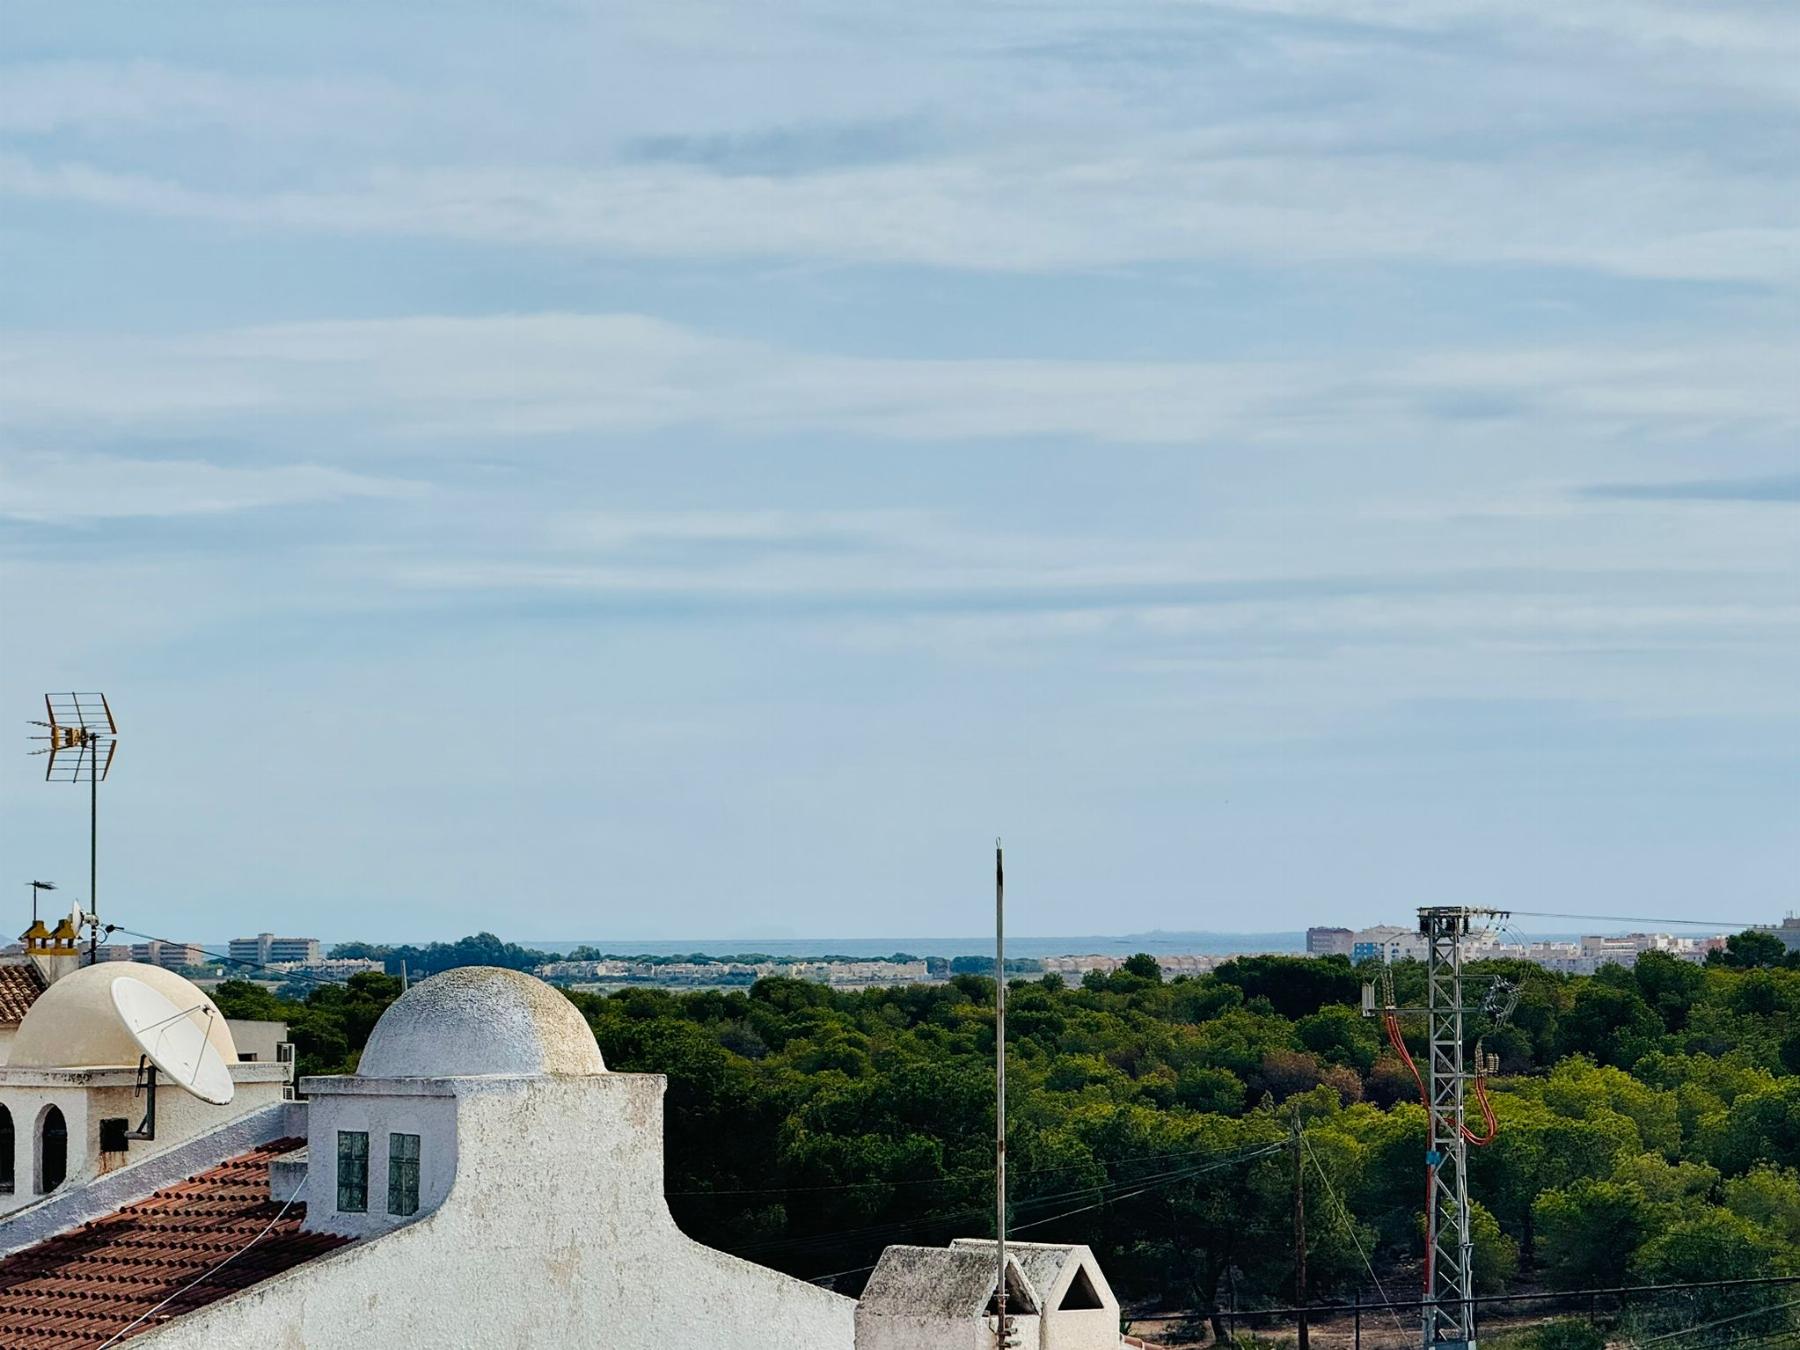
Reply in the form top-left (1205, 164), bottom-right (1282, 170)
top-left (0, 450), bottom-right (421, 523)
top-left (2, 313), bottom-right (1791, 446)
top-left (2, 144), bottom-right (1792, 283)
top-left (0, 60), bottom-right (412, 138)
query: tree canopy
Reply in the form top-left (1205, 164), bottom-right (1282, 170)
top-left (213, 932), bottom-right (1800, 1332)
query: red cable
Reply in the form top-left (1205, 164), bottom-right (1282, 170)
top-left (1383, 1004), bottom-right (1499, 1295)
top-left (1385, 1009), bottom-right (1498, 1147)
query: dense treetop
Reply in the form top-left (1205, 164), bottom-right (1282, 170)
top-left (215, 935), bottom-right (1800, 1338)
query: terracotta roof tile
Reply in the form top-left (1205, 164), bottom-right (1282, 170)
top-left (0, 1138), bottom-right (351, 1347)
top-left (0, 963), bottom-right (46, 1024)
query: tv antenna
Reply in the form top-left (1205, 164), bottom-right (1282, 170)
top-left (27, 880), bottom-right (56, 924)
top-left (110, 975), bottom-right (235, 1140)
top-left (28, 693), bottom-right (117, 962)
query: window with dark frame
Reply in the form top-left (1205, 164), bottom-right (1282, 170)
top-left (39, 1107), bottom-right (67, 1194)
top-left (336, 1130), bottom-right (369, 1212)
top-left (387, 1132), bottom-right (420, 1216)
top-left (0, 1105), bottom-right (12, 1194)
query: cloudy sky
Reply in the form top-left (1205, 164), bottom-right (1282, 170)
top-left (2, 1), bottom-right (1795, 943)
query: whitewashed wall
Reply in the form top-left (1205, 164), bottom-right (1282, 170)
top-left (135, 1073), bottom-right (856, 1350)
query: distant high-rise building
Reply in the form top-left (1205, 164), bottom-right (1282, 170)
top-left (1306, 926), bottom-right (1355, 957)
top-left (229, 933), bottom-right (323, 969)
top-left (130, 940), bottom-right (208, 971)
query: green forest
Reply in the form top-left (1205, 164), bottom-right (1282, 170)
top-left (214, 933), bottom-right (1800, 1344)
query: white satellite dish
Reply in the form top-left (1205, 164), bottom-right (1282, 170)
top-left (110, 976), bottom-right (235, 1106)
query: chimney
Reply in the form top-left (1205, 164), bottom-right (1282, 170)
top-left (23, 909), bottom-right (83, 986)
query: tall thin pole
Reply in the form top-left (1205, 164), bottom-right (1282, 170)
top-left (995, 837), bottom-right (1008, 1349)
top-left (1293, 1112), bottom-right (1310, 1350)
top-left (88, 740), bottom-right (99, 965)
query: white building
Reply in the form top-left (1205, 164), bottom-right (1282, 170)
top-left (1351, 925), bottom-right (1427, 964)
top-left (1305, 927), bottom-right (1355, 957)
top-left (857, 1245), bottom-right (1043, 1350)
top-left (857, 1240), bottom-right (1123, 1350)
top-left (0, 964), bottom-right (1158, 1348)
top-left (229, 934), bottom-right (324, 967)
top-left (951, 1240), bottom-right (1124, 1350)
top-left (1753, 917), bottom-right (1800, 954)
top-left (128, 941), bottom-right (208, 971)
top-left (0, 961), bottom-right (291, 1215)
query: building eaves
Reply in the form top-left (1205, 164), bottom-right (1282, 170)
top-left (0, 1138), bottom-right (351, 1347)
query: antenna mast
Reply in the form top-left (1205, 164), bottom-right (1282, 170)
top-left (994, 838), bottom-right (1013, 1350)
top-left (28, 693), bottom-right (118, 962)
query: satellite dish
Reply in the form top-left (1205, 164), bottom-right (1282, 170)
top-left (110, 976), bottom-right (235, 1106)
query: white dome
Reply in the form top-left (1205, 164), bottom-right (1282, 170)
top-left (357, 967), bottom-right (605, 1079)
top-left (9, 963), bottom-right (239, 1069)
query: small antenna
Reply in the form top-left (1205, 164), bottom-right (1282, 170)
top-left (28, 880), bottom-right (56, 925)
top-left (28, 693), bottom-right (118, 963)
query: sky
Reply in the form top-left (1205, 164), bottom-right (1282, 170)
top-left (0, 0), bottom-right (1796, 944)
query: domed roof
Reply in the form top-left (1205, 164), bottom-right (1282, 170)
top-left (357, 967), bottom-right (605, 1079)
top-left (9, 963), bottom-right (239, 1070)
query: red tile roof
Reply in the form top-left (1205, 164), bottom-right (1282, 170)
top-left (0, 963), bottom-right (46, 1024)
top-left (0, 1139), bottom-right (351, 1347)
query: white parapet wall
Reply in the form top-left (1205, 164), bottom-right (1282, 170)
top-left (133, 1072), bottom-right (855, 1350)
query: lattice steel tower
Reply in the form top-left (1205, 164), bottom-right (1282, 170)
top-left (1367, 905), bottom-right (1510, 1350)
top-left (1420, 906), bottom-right (1479, 1350)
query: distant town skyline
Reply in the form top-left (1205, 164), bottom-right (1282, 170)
top-left (3, 2), bottom-right (1795, 940)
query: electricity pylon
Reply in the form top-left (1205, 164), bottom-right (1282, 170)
top-left (1365, 905), bottom-right (1511, 1350)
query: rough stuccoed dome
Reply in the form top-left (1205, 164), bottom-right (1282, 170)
top-left (9, 962), bottom-right (240, 1069)
top-left (356, 966), bottom-right (605, 1078)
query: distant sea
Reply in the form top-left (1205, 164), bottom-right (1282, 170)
top-left (512, 932), bottom-right (1310, 960)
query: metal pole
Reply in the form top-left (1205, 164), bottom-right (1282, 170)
top-left (1294, 1113), bottom-right (1310, 1350)
top-left (995, 838), bottom-right (1008, 1349)
top-left (88, 741), bottom-right (99, 965)
top-left (1353, 1290), bottom-right (1361, 1350)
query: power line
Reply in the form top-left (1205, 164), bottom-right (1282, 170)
top-left (1631, 1294), bottom-right (1800, 1347)
top-left (798, 1142), bottom-right (1286, 1284)
top-left (1505, 909), bottom-right (1758, 931)
top-left (1299, 1126), bottom-right (1408, 1343)
top-left (1144, 1275), bottom-right (1800, 1322)
top-left (670, 1136), bottom-right (1291, 1198)
top-left (758, 1149), bottom-right (1277, 1265)
top-left (95, 1166), bottom-right (307, 1348)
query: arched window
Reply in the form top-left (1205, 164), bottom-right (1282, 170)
top-left (39, 1106), bottom-right (67, 1194)
top-left (0, 1105), bottom-right (13, 1194)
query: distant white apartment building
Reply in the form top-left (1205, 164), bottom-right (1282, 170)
top-left (229, 934), bottom-right (323, 969)
top-left (1154, 954), bottom-right (1227, 978)
top-left (1351, 925), bottom-right (1427, 964)
top-left (1305, 927), bottom-right (1355, 957)
top-left (536, 958), bottom-right (929, 989)
top-left (266, 958), bottom-right (386, 980)
top-left (129, 940), bottom-right (207, 971)
top-left (1039, 956), bottom-right (1124, 977)
top-left (1487, 931), bottom-right (1715, 975)
top-left (1754, 916), bottom-right (1800, 954)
